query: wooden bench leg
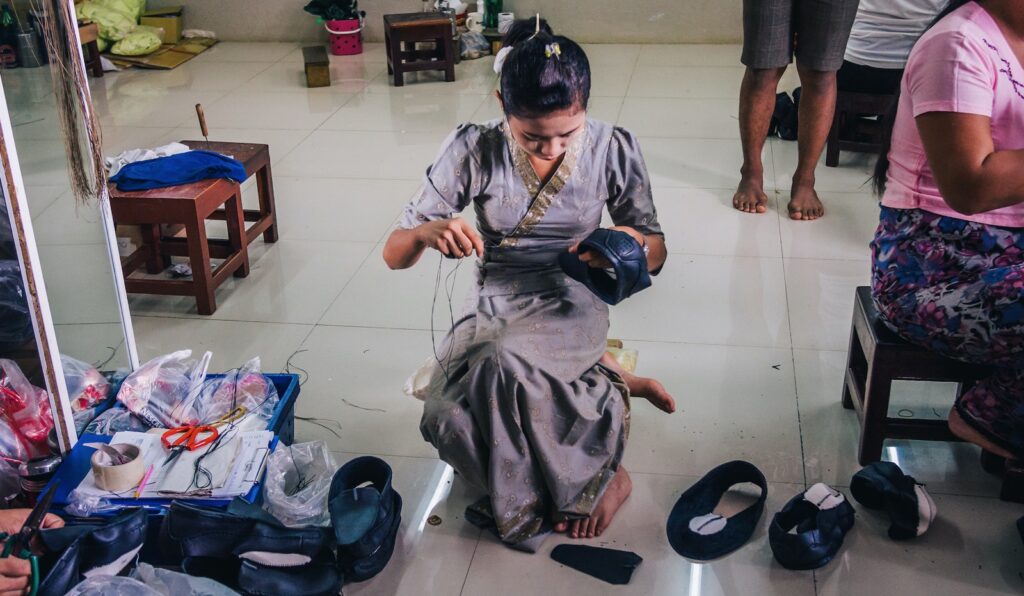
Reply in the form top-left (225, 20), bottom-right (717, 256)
top-left (441, 34), bottom-right (455, 82)
top-left (255, 162), bottom-right (278, 243)
top-left (390, 35), bottom-right (404, 86)
top-left (185, 218), bottom-right (216, 315)
top-left (1001, 460), bottom-right (1024, 503)
top-left (858, 365), bottom-right (893, 465)
top-left (225, 190), bottom-right (250, 278)
top-left (143, 224), bottom-right (167, 274)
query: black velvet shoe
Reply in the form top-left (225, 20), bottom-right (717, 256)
top-left (162, 501), bottom-right (257, 559)
top-left (850, 461), bottom-right (936, 540)
top-left (769, 483), bottom-right (855, 570)
top-left (38, 508), bottom-right (148, 596)
top-left (329, 456), bottom-right (403, 582)
top-left (237, 552), bottom-right (343, 596)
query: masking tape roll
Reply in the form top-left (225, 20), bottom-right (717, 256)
top-left (91, 443), bottom-right (144, 492)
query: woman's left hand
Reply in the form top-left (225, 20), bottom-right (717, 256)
top-left (569, 226), bottom-right (646, 269)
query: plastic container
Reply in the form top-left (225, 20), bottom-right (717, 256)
top-left (325, 17), bottom-right (363, 56)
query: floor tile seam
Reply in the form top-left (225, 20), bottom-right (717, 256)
top-left (130, 313), bottom-right (318, 327)
top-left (612, 50), bottom-right (641, 124)
top-left (777, 222), bottom-right (810, 490)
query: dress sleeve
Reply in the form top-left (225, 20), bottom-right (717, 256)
top-left (397, 124), bottom-right (480, 230)
top-left (605, 127), bottom-right (663, 236)
top-left (906, 29), bottom-right (995, 118)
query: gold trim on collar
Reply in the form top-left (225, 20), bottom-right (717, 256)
top-left (500, 122), bottom-right (587, 248)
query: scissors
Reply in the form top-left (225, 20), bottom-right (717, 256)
top-left (1, 480), bottom-right (59, 596)
top-left (161, 407), bottom-right (247, 468)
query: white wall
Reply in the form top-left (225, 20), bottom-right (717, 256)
top-left (147, 0), bottom-right (743, 44)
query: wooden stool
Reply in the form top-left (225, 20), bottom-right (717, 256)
top-left (825, 91), bottom-right (895, 167)
top-left (110, 179), bottom-right (250, 315)
top-left (180, 141), bottom-right (279, 244)
top-left (843, 286), bottom-right (991, 464)
top-left (384, 12), bottom-right (456, 87)
top-left (77, 21), bottom-right (103, 78)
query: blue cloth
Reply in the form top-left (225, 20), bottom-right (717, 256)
top-left (110, 150), bottom-right (247, 191)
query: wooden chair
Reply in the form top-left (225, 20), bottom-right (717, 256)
top-left (825, 91), bottom-right (895, 167)
top-left (77, 21), bottom-right (103, 78)
top-left (383, 12), bottom-right (456, 87)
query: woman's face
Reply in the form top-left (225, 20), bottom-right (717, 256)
top-left (505, 106), bottom-right (587, 162)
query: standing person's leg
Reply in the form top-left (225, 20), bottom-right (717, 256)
top-left (788, 0), bottom-right (859, 220)
top-left (734, 0), bottom-right (793, 215)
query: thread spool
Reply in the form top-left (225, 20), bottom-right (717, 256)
top-left (91, 444), bottom-right (144, 492)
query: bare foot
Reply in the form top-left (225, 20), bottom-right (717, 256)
top-left (948, 407), bottom-right (1015, 459)
top-left (568, 467), bottom-right (632, 539)
top-left (600, 353), bottom-right (676, 413)
top-left (788, 183), bottom-right (825, 220)
top-left (733, 176), bottom-right (769, 214)
top-left (554, 520), bottom-right (568, 533)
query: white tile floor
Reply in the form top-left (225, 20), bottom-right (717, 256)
top-left (7, 42), bottom-right (1024, 594)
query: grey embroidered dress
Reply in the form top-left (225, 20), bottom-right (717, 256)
top-left (398, 119), bottom-right (663, 548)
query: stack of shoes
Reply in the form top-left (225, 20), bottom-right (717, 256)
top-left (161, 455), bottom-right (402, 595)
top-left (850, 461), bottom-right (936, 540)
top-left (38, 509), bottom-right (149, 596)
top-left (769, 483), bottom-right (856, 570)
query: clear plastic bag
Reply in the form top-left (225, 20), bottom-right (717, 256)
top-left (263, 441), bottom-right (336, 527)
top-left (460, 31), bottom-right (490, 59)
top-left (83, 406), bottom-right (151, 436)
top-left (117, 350), bottom-right (210, 428)
top-left (0, 359), bottom-right (53, 458)
top-left (64, 487), bottom-right (121, 517)
top-left (62, 355), bottom-right (112, 413)
top-left (67, 577), bottom-right (160, 596)
top-left (191, 358), bottom-right (279, 428)
top-left (132, 563), bottom-right (239, 596)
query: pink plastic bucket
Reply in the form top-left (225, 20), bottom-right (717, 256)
top-left (326, 18), bottom-right (363, 56)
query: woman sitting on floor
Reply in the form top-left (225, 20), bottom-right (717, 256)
top-left (872, 0), bottom-right (1024, 458)
top-left (383, 18), bottom-right (675, 549)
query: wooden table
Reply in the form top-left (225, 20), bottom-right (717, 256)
top-left (110, 179), bottom-right (249, 315)
top-left (181, 141), bottom-right (278, 244)
top-left (384, 12), bottom-right (456, 87)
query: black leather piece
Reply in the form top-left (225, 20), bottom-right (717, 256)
top-left (666, 460), bottom-right (768, 561)
top-left (181, 556), bottom-right (242, 588)
top-left (163, 501), bottom-right (257, 559)
top-left (769, 486), bottom-right (855, 570)
top-left (38, 508), bottom-right (148, 596)
top-left (238, 555), bottom-right (343, 596)
top-left (850, 461), bottom-right (927, 540)
top-left (551, 545), bottom-right (642, 585)
top-left (557, 228), bottom-right (652, 305)
top-left (329, 456), bottom-right (403, 582)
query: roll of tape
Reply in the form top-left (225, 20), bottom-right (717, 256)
top-left (91, 443), bottom-right (144, 493)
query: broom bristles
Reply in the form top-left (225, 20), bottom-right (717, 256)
top-left (30, 0), bottom-right (106, 207)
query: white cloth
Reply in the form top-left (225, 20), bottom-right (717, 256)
top-left (844, 0), bottom-right (948, 69)
top-left (105, 142), bottom-right (191, 176)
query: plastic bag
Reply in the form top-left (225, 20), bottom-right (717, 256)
top-left (64, 487), bottom-right (121, 517)
top-left (192, 357), bottom-right (278, 427)
top-left (263, 441), bottom-right (336, 527)
top-left (95, 0), bottom-right (146, 21)
top-left (62, 355), bottom-right (112, 412)
top-left (117, 350), bottom-right (210, 429)
top-left (132, 563), bottom-right (239, 596)
top-left (460, 31), bottom-right (490, 60)
top-left (111, 30), bottom-right (162, 56)
top-left (76, 2), bottom-right (136, 42)
top-left (0, 359), bottom-right (53, 458)
top-left (83, 405), bottom-right (150, 435)
top-left (67, 577), bottom-right (160, 596)
top-left (0, 260), bottom-right (33, 348)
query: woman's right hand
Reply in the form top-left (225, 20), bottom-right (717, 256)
top-left (0, 557), bottom-right (31, 595)
top-left (416, 218), bottom-right (484, 258)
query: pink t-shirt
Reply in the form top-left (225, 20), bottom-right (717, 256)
top-left (882, 2), bottom-right (1024, 227)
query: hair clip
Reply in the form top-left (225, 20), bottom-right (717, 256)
top-left (544, 42), bottom-right (561, 59)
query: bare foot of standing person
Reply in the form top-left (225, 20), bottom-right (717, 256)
top-left (788, 180), bottom-right (826, 220)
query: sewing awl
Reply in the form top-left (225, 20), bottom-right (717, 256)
top-left (195, 103), bottom-right (210, 148)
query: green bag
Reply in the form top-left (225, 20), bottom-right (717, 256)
top-left (95, 0), bottom-right (146, 21)
top-left (110, 30), bottom-right (162, 56)
top-left (76, 2), bottom-right (135, 42)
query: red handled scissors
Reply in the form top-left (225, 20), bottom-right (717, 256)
top-left (160, 407), bottom-right (247, 468)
